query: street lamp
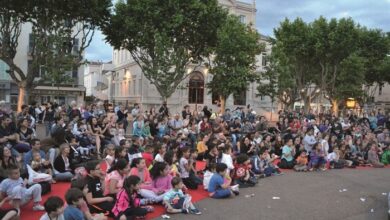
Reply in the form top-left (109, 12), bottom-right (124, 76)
top-left (346, 98), bottom-right (356, 109)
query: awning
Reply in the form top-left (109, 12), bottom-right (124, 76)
top-left (34, 86), bottom-right (86, 92)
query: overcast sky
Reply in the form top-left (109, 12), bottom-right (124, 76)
top-left (85, 0), bottom-right (390, 62)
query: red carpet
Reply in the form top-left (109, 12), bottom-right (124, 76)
top-left (16, 161), bottom-right (390, 220)
top-left (19, 161), bottom-right (209, 220)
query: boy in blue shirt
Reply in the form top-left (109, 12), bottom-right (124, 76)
top-left (208, 163), bottom-right (239, 199)
top-left (64, 188), bottom-right (85, 220)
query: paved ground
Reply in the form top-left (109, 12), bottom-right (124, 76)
top-left (157, 168), bottom-right (390, 220)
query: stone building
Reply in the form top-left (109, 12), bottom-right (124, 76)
top-left (109, 0), bottom-right (277, 118)
top-left (0, 22), bottom-right (85, 108)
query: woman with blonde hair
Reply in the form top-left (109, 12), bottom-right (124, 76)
top-left (53, 143), bottom-right (74, 181)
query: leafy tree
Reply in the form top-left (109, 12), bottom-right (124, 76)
top-left (273, 18), bottom-right (318, 113)
top-left (257, 53), bottom-right (300, 110)
top-left (207, 15), bottom-right (264, 113)
top-left (310, 17), bottom-right (362, 114)
top-left (0, 0), bottom-right (111, 110)
top-left (103, 0), bottom-right (227, 101)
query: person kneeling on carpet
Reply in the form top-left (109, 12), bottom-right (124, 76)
top-left (208, 163), bottom-right (239, 198)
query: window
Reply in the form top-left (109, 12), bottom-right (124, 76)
top-left (262, 53), bottom-right (267, 67)
top-left (72, 67), bottom-right (78, 78)
top-left (28, 34), bottom-right (34, 54)
top-left (239, 15), bottom-right (246, 24)
top-left (73, 38), bottom-right (79, 54)
top-left (234, 90), bottom-right (246, 106)
top-left (379, 86), bottom-right (383, 95)
top-left (188, 72), bottom-right (204, 104)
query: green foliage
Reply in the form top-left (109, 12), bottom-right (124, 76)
top-left (334, 54), bottom-right (365, 100)
top-left (0, 0), bottom-right (112, 88)
top-left (103, 0), bottom-right (227, 100)
top-left (208, 15), bottom-right (264, 102)
top-left (269, 16), bottom-right (388, 112)
top-left (256, 53), bottom-right (299, 108)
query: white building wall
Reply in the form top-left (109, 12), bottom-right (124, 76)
top-left (110, 0), bottom-right (277, 117)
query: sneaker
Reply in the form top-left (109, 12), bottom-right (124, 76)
top-left (231, 184), bottom-right (239, 192)
top-left (182, 208), bottom-right (189, 214)
top-left (33, 204), bottom-right (45, 211)
top-left (190, 208), bottom-right (202, 215)
top-left (232, 190), bottom-right (240, 196)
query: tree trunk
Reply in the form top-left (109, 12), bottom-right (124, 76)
top-left (331, 99), bottom-right (339, 117)
top-left (17, 86), bottom-right (26, 112)
top-left (220, 95), bottom-right (226, 114)
top-left (303, 96), bottom-right (311, 114)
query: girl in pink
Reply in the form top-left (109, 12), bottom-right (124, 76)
top-left (104, 159), bottom-right (130, 197)
top-left (150, 162), bottom-right (173, 196)
top-left (130, 158), bottom-right (166, 202)
top-left (112, 175), bottom-right (153, 220)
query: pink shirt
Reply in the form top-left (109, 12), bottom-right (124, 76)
top-left (129, 168), bottom-right (153, 190)
top-left (152, 175), bottom-right (173, 193)
top-left (104, 170), bottom-right (125, 195)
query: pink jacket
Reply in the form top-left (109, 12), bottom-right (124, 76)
top-left (112, 189), bottom-right (140, 217)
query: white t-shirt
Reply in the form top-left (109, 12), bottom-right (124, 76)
top-left (203, 170), bottom-right (214, 190)
top-left (154, 154), bottom-right (164, 163)
top-left (327, 152), bottom-right (339, 162)
top-left (179, 157), bottom-right (190, 178)
top-left (221, 153), bottom-right (234, 172)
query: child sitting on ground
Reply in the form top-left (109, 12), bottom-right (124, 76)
top-left (154, 144), bottom-right (166, 163)
top-left (381, 144), bottom-right (390, 165)
top-left (104, 144), bottom-right (115, 172)
top-left (112, 176), bottom-right (153, 220)
top-left (253, 148), bottom-right (281, 177)
top-left (163, 177), bottom-right (201, 215)
top-left (309, 143), bottom-right (327, 171)
top-left (220, 144), bottom-right (234, 175)
top-left (130, 158), bottom-right (165, 203)
top-left (40, 196), bottom-right (65, 220)
top-left (64, 188), bottom-right (87, 220)
top-left (0, 165), bottom-right (44, 211)
top-left (327, 147), bottom-right (344, 169)
top-left (294, 150), bottom-right (308, 172)
top-left (179, 147), bottom-right (198, 189)
top-left (31, 151), bottom-right (54, 182)
top-left (234, 154), bottom-right (257, 188)
top-left (189, 149), bottom-right (202, 185)
top-left (164, 151), bottom-right (179, 177)
top-left (208, 163), bottom-right (239, 199)
top-left (203, 162), bottom-right (216, 190)
top-left (70, 137), bottom-right (90, 159)
top-left (70, 177), bottom-right (107, 220)
top-left (141, 144), bottom-right (154, 169)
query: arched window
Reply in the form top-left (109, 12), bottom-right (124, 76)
top-left (188, 72), bottom-right (204, 104)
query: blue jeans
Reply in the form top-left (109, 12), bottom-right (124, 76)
top-left (44, 121), bottom-right (53, 136)
top-left (231, 133), bottom-right (240, 152)
top-left (211, 189), bottom-right (231, 199)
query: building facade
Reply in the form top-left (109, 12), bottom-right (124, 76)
top-left (110, 0), bottom-right (277, 118)
top-left (84, 61), bottom-right (113, 100)
top-left (0, 22), bottom-right (85, 108)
